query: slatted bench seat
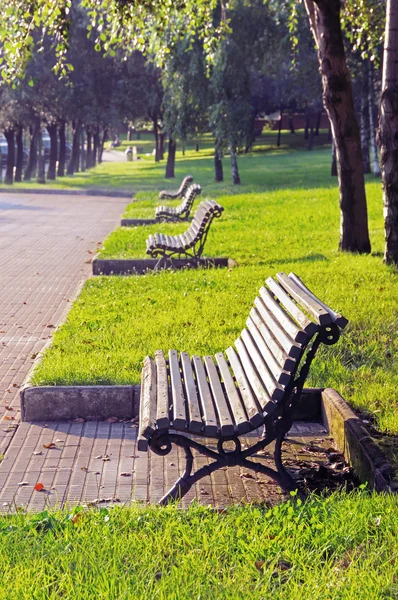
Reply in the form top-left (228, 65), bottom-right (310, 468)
top-left (156, 184), bottom-right (202, 222)
top-left (138, 272), bottom-right (348, 504)
top-left (146, 199), bottom-right (223, 269)
top-left (159, 175), bottom-right (193, 200)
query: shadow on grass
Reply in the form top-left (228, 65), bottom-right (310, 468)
top-left (260, 253), bottom-right (328, 266)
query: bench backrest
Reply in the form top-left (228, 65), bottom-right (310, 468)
top-left (183, 199), bottom-right (223, 255)
top-left (177, 184), bottom-right (202, 216)
top-left (227, 272), bottom-right (348, 417)
top-left (159, 175), bottom-right (193, 199)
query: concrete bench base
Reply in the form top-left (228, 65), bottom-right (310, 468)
top-left (121, 218), bottom-right (157, 226)
top-left (92, 256), bottom-right (229, 275)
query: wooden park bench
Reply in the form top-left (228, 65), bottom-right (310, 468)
top-left (138, 272), bottom-right (348, 504)
top-left (146, 199), bottom-right (223, 269)
top-left (156, 184), bottom-right (202, 223)
top-left (159, 175), bottom-right (193, 200)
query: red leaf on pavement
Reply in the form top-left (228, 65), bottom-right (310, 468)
top-left (34, 482), bottom-right (45, 491)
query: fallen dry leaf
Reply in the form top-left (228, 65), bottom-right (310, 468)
top-left (43, 442), bottom-right (56, 449)
top-left (17, 481), bottom-right (29, 487)
top-left (80, 467), bottom-right (88, 472)
top-left (255, 561), bottom-right (265, 572)
top-left (4, 416), bottom-right (15, 421)
top-left (55, 439), bottom-right (64, 443)
top-left (102, 457), bottom-right (111, 462)
top-left (119, 472), bottom-right (132, 477)
top-left (95, 454), bottom-right (103, 459)
top-left (32, 451), bottom-right (43, 456)
top-left (106, 416), bottom-right (118, 423)
top-left (34, 482), bottom-right (45, 492)
top-left (240, 472), bottom-right (255, 479)
top-left (4, 406), bottom-right (14, 411)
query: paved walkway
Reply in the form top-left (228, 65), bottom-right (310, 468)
top-left (0, 192), bottom-right (128, 450)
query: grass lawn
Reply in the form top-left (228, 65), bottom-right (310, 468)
top-left (0, 492), bottom-right (397, 599)
top-left (32, 144), bottom-right (398, 443)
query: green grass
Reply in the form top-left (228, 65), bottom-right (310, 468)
top-left (0, 491), bottom-right (397, 599)
top-left (32, 144), bottom-right (398, 437)
top-left (0, 130), bottom-right (331, 193)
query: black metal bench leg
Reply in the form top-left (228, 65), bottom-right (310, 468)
top-left (159, 445), bottom-right (194, 505)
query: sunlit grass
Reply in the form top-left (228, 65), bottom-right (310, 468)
top-left (0, 492), bottom-right (397, 599)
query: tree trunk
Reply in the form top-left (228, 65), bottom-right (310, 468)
top-left (331, 140), bottom-right (338, 176)
top-left (136, 131), bottom-right (141, 140)
top-left (369, 67), bottom-right (381, 177)
top-left (92, 130), bottom-right (99, 167)
top-left (360, 63), bottom-right (371, 174)
top-left (86, 128), bottom-right (93, 168)
top-left (24, 124), bottom-right (39, 181)
top-left (4, 129), bottom-right (15, 185)
top-left (230, 146), bottom-right (241, 184)
top-left (159, 133), bottom-right (165, 160)
top-left (276, 109), bottom-right (283, 147)
top-left (196, 142), bottom-right (200, 151)
top-left (165, 138), bottom-right (176, 178)
top-left (80, 130), bottom-right (86, 172)
top-left (14, 126), bottom-right (24, 183)
top-left (307, 113), bottom-right (314, 150)
top-left (36, 131), bottom-right (46, 184)
top-left (57, 120), bottom-right (66, 177)
top-left (289, 115), bottom-right (295, 134)
top-left (315, 110), bottom-right (322, 135)
top-left (0, 146), bottom-right (2, 183)
top-left (47, 123), bottom-right (58, 180)
top-left (98, 128), bottom-right (107, 164)
top-left (304, 110), bottom-right (310, 140)
top-left (67, 121), bottom-right (81, 175)
top-left (379, 0), bottom-right (398, 264)
top-left (214, 149), bottom-right (223, 182)
top-left (153, 119), bottom-right (160, 162)
top-left (127, 127), bottom-right (132, 141)
top-left (304, 0), bottom-right (371, 253)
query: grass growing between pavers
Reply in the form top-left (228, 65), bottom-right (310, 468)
top-left (0, 492), bottom-right (397, 599)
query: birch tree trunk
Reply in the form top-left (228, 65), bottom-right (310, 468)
top-left (369, 67), bottom-right (381, 177)
top-left (214, 148), bottom-right (223, 182)
top-left (230, 146), bottom-right (241, 185)
top-left (47, 123), bottom-right (58, 180)
top-left (360, 62), bottom-right (371, 174)
top-left (304, 0), bottom-right (371, 253)
top-left (36, 131), bottom-right (46, 184)
top-left (14, 126), bottom-right (24, 183)
top-left (57, 120), bottom-right (66, 177)
top-left (379, 0), bottom-right (398, 264)
top-left (4, 128), bottom-right (15, 185)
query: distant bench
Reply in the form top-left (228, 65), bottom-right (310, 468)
top-left (146, 199), bottom-right (224, 269)
top-left (138, 272), bottom-right (348, 504)
top-left (159, 175), bottom-right (193, 200)
top-left (121, 184), bottom-right (201, 227)
top-left (156, 184), bottom-right (201, 222)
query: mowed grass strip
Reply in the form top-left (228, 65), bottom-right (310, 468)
top-left (32, 147), bottom-right (398, 437)
top-left (0, 492), bottom-right (397, 599)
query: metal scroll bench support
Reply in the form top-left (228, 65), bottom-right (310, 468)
top-left (138, 272), bottom-right (348, 504)
top-left (146, 199), bottom-right (224, 270)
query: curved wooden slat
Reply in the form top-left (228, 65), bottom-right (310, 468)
top-left (204, 356), bottom-right (235, 436)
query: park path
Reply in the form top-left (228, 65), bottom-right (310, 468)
top-left (0, 192), bottom-right (128, 449)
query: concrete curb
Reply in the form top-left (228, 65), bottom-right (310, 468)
top-left (121, 218), bottom-right (157, 226)
top-left (21, 385), bottom-right (137, 421)
top-left (0, 187), bottom-right (133, 198)
top-left (321, 388), bottom-right (396, 491)
top-left (92, 255), bottom-right (229, 276)
top-left (19, 383), bottom-right (396, 491)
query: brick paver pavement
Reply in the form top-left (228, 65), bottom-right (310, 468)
top-left (0, 192), bottom-right (129, 448)
top-left (0, 193), bottom-right (345, 510)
